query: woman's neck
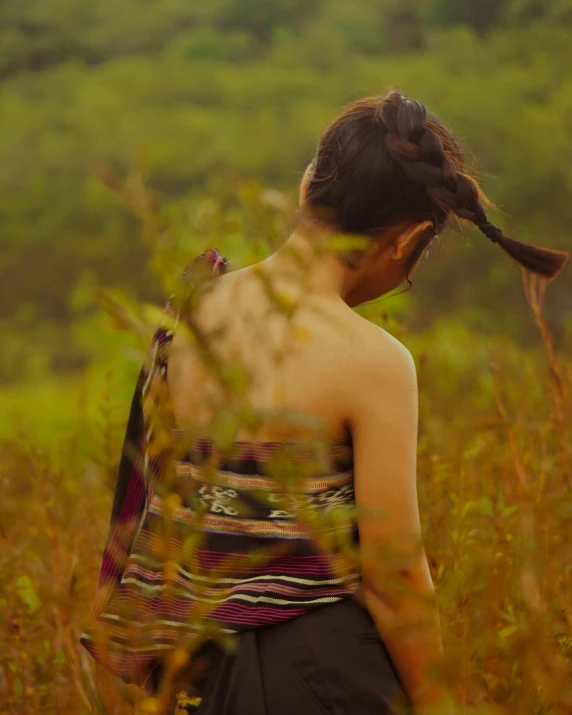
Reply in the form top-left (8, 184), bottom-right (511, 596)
top-left (257, 226), bottom-right (358, 305)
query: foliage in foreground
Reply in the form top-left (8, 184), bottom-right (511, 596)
top-left (1, 238), bottom-right (571, 714)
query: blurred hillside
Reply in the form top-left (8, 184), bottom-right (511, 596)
top-left (1, 0), bottom-right (572, 388)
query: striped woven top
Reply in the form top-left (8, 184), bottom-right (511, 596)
top-left (81, 287), bottom-right (362, 687)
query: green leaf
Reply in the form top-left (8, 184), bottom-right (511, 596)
top-left (499, 625), bottom-right (519, 642)
top-left (54, 649), bottom-right (68, 665)
top-left (15, 575), bottom-right (41, 614)
top-left (324, 233), bottom-right (372, 253)
top-left (461, 496), bottom-right (494, 518)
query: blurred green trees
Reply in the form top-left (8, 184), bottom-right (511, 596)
top-left (1, 0), bottom-right (571, 388)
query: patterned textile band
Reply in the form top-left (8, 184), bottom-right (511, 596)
top-left (81, 253), bottom-right (362, 687)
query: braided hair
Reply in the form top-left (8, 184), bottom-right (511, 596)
top-left (305, 91), bottom-right (568, 280)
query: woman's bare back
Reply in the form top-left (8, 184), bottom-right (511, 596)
top-left (166, 263), bottom-right (374, 445)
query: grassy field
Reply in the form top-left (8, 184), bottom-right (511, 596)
top-left (3, 2), bottom-right (572, 712)
top-left (1, 274), bottom-right (571, 715)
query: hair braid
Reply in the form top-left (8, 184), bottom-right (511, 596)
top-left (379, 91), bottom-right (568, 279)
top-left (381, 97), bottom-right (458, 194)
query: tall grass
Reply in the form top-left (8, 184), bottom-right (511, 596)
top-left (1, 187), bottom-right (570, 714)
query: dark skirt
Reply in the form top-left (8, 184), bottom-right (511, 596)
top-left (173, 598), bottom-right (411, 715)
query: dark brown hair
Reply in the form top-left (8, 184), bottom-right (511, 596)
top-left (304, 91), bottom-right (568, 280)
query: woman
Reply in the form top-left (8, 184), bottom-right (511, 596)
top-left (82, 91), bottom-right (568, 714)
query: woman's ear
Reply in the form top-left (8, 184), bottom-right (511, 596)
top-left (299, 160), bottom-right (317, 206)
top-left (392, 220), bottom-right (434, 260)
top-left (299, 168), bottom-right (309, 206)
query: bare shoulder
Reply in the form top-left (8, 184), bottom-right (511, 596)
top-left (338, 318), bottom-right (415, 433)
top-left (351, 314), bottom-right (416, 385)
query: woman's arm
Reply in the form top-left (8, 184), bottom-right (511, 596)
top-left (349, 330), bottom-right (447, 714)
